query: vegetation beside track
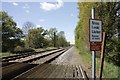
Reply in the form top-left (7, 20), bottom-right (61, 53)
top-left (0, 52), bottom-right (16, 57)
top-left (75, 2), bottom-right (120, 79)
top-left (78, 49), bottom-right (119, 79)
top-left (1, 11), bottom-right (70, 53)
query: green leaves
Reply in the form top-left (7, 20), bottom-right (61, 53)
top-left (1, 11), bottom-right (23, 52)
top-left (26, 27), bottom-right (47, 48)
top-left (75, 2), bottom-right (120, 66)
top-left (1, 11), bottom-right (70, 52)
top-left (48, 28), bottom-right (70, 47)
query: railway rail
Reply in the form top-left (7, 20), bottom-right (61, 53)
top-left (1, 48), bottom-right (57, 62)
top-left (2, 48), bottom-right (69, 80)
top-left (1, 48), bottom-right (59, 67)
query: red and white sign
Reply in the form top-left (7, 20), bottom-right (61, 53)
top-left (89, 19), bottom-right (102, 51)
top-left (90, 42), bottom-right (101, 51)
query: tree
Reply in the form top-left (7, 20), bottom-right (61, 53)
top-left (75, 2), bottom-right (120, 66)
top-left (22, 21), bottom-right (35, 48)
top-left (22, 21), bottom-right (35, 34)
top-left (75, 2), bottom-right (96, 52)
top-left (26, 27), bottom-right (48, 48)
top-left (56, 31), bottom-right (69, 47)
top-left (1, 11), bottom-right (23, 52)
top-left (48, 28), bottom-right (70, 47)
top-left (48, 28), bottom-right (57, 47)
top-left (95, 2), bottom-right (120, 66)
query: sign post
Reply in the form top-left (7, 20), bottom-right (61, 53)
top-left (90, 8), bottom-right (102, 80)
top-left (91, 8), bottom-right (96, 80)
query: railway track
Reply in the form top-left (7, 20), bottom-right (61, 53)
top-left (1, 48), bottom-right (58, 67)
top-left (2, 48), bottom-right (69, 80)
top-left (1, 48), bottom-right (57, 62)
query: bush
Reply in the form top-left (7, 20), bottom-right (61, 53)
top-left (106, 52), bottom-right (120, 66)
top-left (14, 46), bottom-right (35, 53)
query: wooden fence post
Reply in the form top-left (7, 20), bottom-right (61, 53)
top-left (99, 32), bottom-right (106, 80)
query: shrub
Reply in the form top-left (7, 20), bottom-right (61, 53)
top-left (105, 52), bottom-right (120, 66)
top-left (14, 46), bottom-right (34, 53)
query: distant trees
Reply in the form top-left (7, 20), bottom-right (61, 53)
top-left (26, 27), bottom-right (48, 48)
top-left (1, 11), bottom-right (70, 53)
top-left (22, 21), bottom-right (35, 48)
top-left (48, 28), bottom-right (57, 47)
top-left (1, 11), bottom-right (24, 52)
top-left (56, 31), bottom-right (70, 47)
top-left (47, 28), bottom-right (70, 48)
top-left (22, 21), bottom-right (35, 34)
top-left (24, 27), bottom-right (70, 49)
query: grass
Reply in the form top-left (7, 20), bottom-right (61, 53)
top-left (78, 49), bottom-right (119, 79)
top-left (0, 52), bottom-right (16, 57)
top-left (102, 61), bottom-right (119, 78)
top-left (34, 47), bottom-right (56, 52)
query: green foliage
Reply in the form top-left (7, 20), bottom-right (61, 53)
top-left (26, 27), bottom-right (49, 48)
top-left (48, 28), bottom-right (70, 47)
top-left (14, 46), bottom-right (23, 52)
top-left (0, 52), bottom-right (16, 57)
top-left (79, 50), bottom-right (119, 78)
top-left (56, 31), bottom-right (70, 47)
top-left (102, 60), bottom-right (119, 78)
top-left (1, 11), bottom-right (24, 52)
top-left (105, 52), bottom-right (120, 66)
top-left (24, 27), bottom-right (70, 49)
top-left (1, 11), bottom-right (70, 53)
top-left (14, 46), bottom-right (34, 53)
top-left (48, 28), bottom-right (57, 47)
top-left (75, 2), bottom-right (96, 52)
top-left (75, 2), bottom-right (120, 67)
top-left (95, 2), bottom-right (120, 66)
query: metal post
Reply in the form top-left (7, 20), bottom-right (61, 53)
top-left (91, 8), bottom-right (96, 80)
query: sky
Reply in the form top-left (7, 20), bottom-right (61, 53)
top-left (1, 0), bottom-right (79, 44)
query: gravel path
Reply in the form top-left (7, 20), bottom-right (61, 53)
top-left (69, 47), bottom-right (92, 78)
top-left (51, 46), bottom-right (92, 77)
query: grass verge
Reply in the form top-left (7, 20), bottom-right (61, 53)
top-left (0, 52), bottom-right (16, 57)
top-left (79, 50), bottom-right (119, 79)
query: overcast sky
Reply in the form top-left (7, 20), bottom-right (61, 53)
top-left (1, 0), bottom-right (79, 44)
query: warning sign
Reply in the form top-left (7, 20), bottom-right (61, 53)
top-left (90, 19), bottom-right (102, 42)
top-left (90, 42), bottom-right (101, 51)
top-left (89, 19), bottom-right (102, 51)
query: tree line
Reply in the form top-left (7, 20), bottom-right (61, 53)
top-left (1, 11), bottom-right (70, 53)
top-left (75, 2), bottom-right (120, 66)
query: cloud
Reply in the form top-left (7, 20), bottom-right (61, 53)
top-left (26, 10), bottom-right (30, 13)
top-left (12, 2), bottom-right (18, 6)
top-left (16, 26), bottom-right (21, 29)
top-left (23, 4), bottom-right (30, 13)
top-left (39, 19), bottom-right (45, 22)
top-left (22, 4), bottom-right (30, 9)
top-left (40, 0), bottom-right (63, 11)
top-left (36, 25), bottom-right (41, 28)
